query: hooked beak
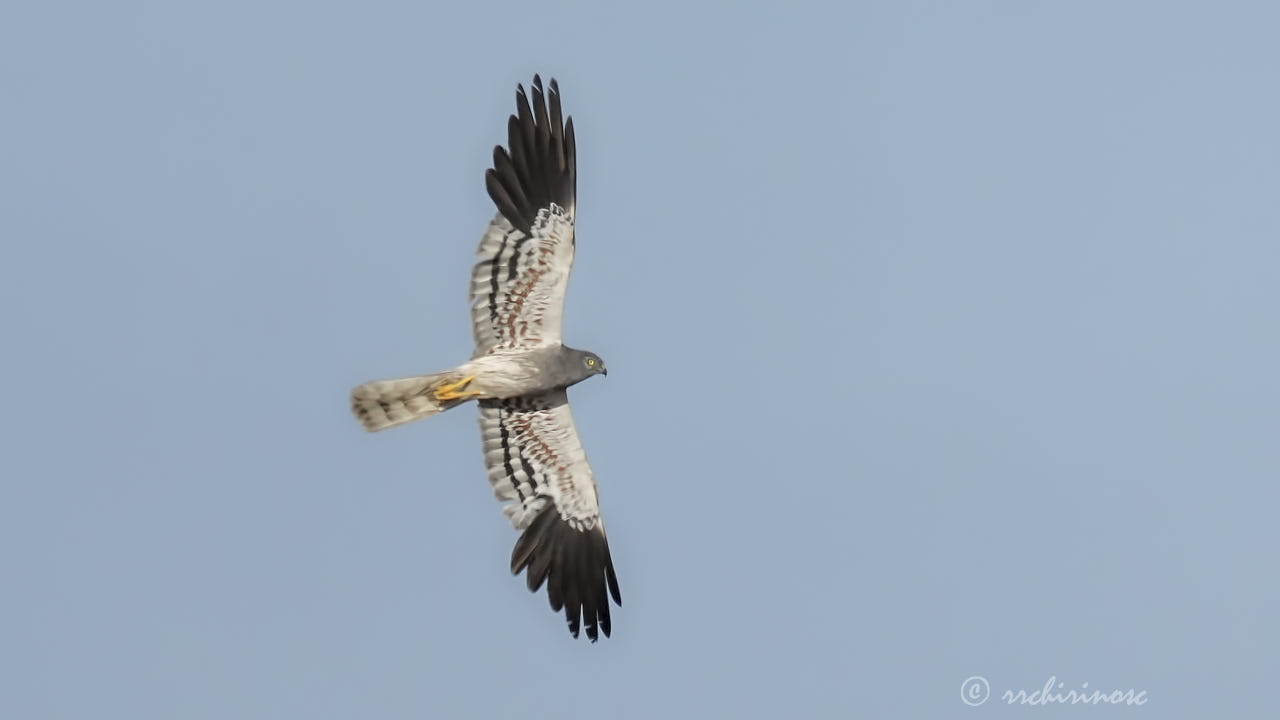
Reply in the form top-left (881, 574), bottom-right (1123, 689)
top-left (601, 366), bottom-right (608, 376)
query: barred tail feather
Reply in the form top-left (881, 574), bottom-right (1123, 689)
top-left (350, 372), bottom-right (469, 432)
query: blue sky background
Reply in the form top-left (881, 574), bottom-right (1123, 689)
top-left (3, 1), bottom-right (1277, 717)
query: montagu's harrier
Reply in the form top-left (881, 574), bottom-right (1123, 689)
top-left (350, 76), bottom-right (621, 641)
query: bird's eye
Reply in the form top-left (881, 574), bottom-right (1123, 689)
top-left (586, 357), bottom-right (596, 366)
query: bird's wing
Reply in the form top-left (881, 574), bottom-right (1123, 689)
top-left (478, 389), bottom-right (621, 641)
top-left (470, 76), bottom-right (577, 356)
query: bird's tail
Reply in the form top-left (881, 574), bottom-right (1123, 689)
top-left (350, 370), bottom-right (475, 432)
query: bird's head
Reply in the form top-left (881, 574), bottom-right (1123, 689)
top-left (558, 347), bottom-right (607, 388)
top-left (581, 351), bottom-right (607, 377)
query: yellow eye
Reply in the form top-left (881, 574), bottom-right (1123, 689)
top-left (586, 357), bottom-right (596, 366)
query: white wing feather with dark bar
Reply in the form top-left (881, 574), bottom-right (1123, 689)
top-left (470, 76), bottom-right (577, 356)
top-left (478, 390), bottom-right (621, 641)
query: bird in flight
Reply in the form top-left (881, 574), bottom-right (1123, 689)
top-left (350, 76), bottom-right (621, 641)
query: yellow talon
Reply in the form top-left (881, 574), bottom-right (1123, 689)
top-left (434, 375), bottom-right (483, 401)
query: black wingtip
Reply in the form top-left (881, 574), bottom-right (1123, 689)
top-left (510, 504), bottom-right (621, 641)
top-left (485, 76), bottom-right (576, 234)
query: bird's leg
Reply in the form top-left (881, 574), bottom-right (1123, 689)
top-left (434, 375), bottom-right (483, 401)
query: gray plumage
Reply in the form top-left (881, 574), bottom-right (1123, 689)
top-left (536, 347), bottom-right (608, 389)
top-left (349, 76), bottom-right (621, 642)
